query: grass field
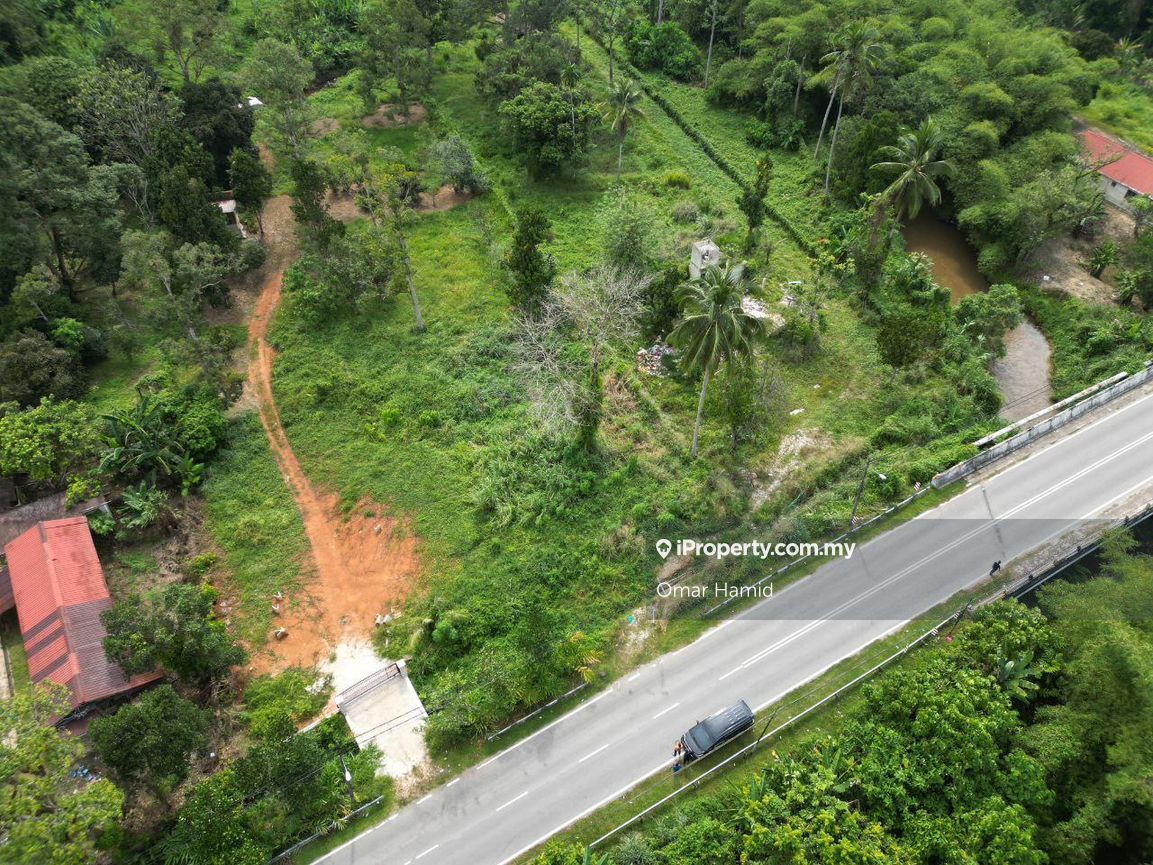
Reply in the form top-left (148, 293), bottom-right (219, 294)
top-left (241, 29), bottom-right (1005, 754)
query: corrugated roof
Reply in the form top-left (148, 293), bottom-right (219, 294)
top-left (3, 518), bottom-right (159, 712)
top-left (1080, 129), bottom-right (1153, 197)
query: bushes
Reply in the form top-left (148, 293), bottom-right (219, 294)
top-left (1023, 288), bottom-right (1152, 398)
top-left (625, 21), bottom-right (701, 82)
top-left (242, 668), bottom-right (331, 740)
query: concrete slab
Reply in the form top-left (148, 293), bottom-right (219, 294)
top-left (335, 659), bottom-right (428, 778)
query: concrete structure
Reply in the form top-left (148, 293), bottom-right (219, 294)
top-left (318, 384), bottom-right (1153, 865)
top-left (689, 239), bottom-right (722, 279)
top-left (214, 198), bottom-right (248, 239)
top-left (335, 660), bottom-right (428, 777)
top-left (1080, 128), bottom-right (1153, 209)
top-left (3, 517), bottom-right (160, 715)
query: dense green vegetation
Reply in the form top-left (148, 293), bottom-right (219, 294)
top-left (535, 533), bottom-right (1153, 865)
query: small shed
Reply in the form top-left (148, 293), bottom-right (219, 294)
top-left (690, 239), bottom-right (723, 280)
top-left (214, 198), bottom-right (248, 239)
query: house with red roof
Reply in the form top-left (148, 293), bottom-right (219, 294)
top-left (2, 517), bottom-right (160, 718)
top-left (1079, 128), bottom-right (1153, 209)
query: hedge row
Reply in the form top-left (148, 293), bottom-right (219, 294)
top-left (598, 42), bottom-right (819, 258)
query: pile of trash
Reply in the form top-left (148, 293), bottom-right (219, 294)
top-left (637, 343), bottom-right (677, 376)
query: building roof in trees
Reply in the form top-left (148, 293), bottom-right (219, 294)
top-left (1080, 128), bottom-right (1153, 196)
top-left (0, 491), bottom-right (107, 549)
top-left (4, 518), bottom-right (160, 714)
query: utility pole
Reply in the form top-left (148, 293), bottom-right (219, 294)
top-left (752, 707), bottom-right (781, 751)
top-left (340, 755), bottom-right (357, 807)
top-left (848, 454), bottom-right (871, 528)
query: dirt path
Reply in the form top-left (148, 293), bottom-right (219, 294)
top-left (241, 189), bottom-right (420, 674)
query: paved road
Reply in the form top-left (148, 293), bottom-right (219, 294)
top-left (321, 390), bottom-right (1153, 865)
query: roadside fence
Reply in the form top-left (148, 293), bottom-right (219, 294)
top-left (588, 498), bottom-right (1153, 850)
top-left (933, 361), bottom-right (1153, 488)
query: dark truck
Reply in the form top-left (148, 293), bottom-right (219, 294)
top-left (679, 700), bottom-right (755, 761)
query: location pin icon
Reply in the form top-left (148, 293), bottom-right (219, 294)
top-left (656, 538), bottom-right (672, 559)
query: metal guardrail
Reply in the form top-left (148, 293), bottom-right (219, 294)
top-left (586, 501), bottom-right (1153, 851)
top-left (934, 361), bottom-right (1153, 489)
top-left (701, 484), bottom-right (935, 617)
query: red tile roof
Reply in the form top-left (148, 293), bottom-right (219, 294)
top-left (3, 517), bottom-right (159, 712)
top-left (1080, 129), bottom-right (1153, 196)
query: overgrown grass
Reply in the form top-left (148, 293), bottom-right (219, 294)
top-left (1081, 79), bottom-right (1153, 152)
top-left (1, 610), bottom-right (29, 692)
top-left (1023, 287), bottom-right (1153, 398)
top-left (201, 411), bottom-right (313, 646)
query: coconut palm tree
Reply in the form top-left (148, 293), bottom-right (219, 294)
top-left (607, 79), bottom-right (645, 178)
top-left (560, 63), bottom-right (582, 138)
top-left (816, 21), bottom-right (884, 194)
top-left (669, 264), bottom-right (764, 458)
top-left (871, 117), bottom-right (955, 221)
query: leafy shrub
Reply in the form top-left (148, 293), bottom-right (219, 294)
top-left (744, 119), bottom-right (775, 149)
top-left (663, 170), bottom-right (691, 189)
top-left (243, 668), bottom-right (331, 741)
top-left (625, 21), bottom-right (702, 81)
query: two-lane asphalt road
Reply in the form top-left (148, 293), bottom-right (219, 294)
top-left (322, 389), bottom-right (1153, 865)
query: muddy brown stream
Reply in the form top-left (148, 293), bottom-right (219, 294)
top-left (902, 211), bottom-right (1052, 421)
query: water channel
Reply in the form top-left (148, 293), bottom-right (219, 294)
top-left (901, 211), bottom-right (1052, 423)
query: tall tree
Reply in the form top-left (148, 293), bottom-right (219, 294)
top-left (73, 65), bottom-right (180, 167)
top-left (871, 118), bottom-right (954, 222)
top-left (738, 155), bottom-right (773, 250)
top-left (90, 685), bottom-right (211, 796)
top-left (607, 79), bottom-right (645, 177)
top-left (0, 98), bottom-right (123, 294)
top-left (504, 206), bottom-right (557, 312)
top-left (815, 22), bottom-right (884, 194)
top-left (289, 157), bottom-right (342, 246)
top-left (360, 0), bottom-right (432, 115)
top-left (703, 0), bottom-right (719, 87)
top-left (180, 79), bottom-right (257, 186)
top-left (0, 685), bottom-right (124, 865)
top-left (591, 0), bottom-right (635, 85)
top-left (515, 266), bottom-right (650, 449)
top-left (243, 39), bottom-right (313, 153)
top-left (102, 583), bottom-right (247, 685)
top-left (142, 0), bottom-right (225, 84)
top-left (230, 148), bottom-right (273, 235)
top-left (354, 150), bottom-right (427, 332)
top-left (669, 264), bottom-right (764, 458)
